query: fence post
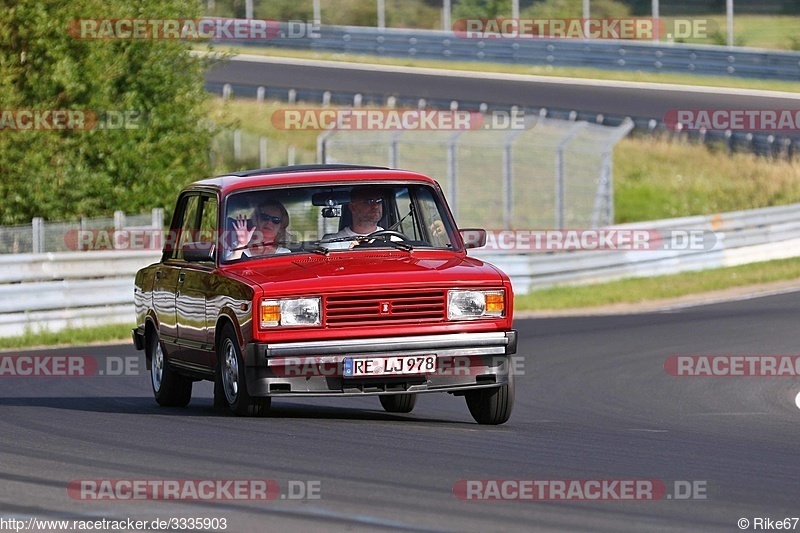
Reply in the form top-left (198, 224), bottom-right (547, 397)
top-left (287, 145), bottom-right (296, 166)
top-left (152, 208), bottom-right (164, 229)
top-left (32, 217), bottom-right (44, 254)
top-left (114, 211), bottom-right (125, 250)
top-left (555, 122), bottom-right (589, 229)
top-left (446, 131), bottom-right (464, 220)
top-left (260, 136), bottom-right (268, 167)
top-left (234, 129), bottom-right (242, 162)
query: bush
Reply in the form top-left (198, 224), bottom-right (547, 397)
top-left (0, 0), bottom-right (215, 224)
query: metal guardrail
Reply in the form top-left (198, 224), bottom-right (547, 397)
top-left (235, 23), bottom-right (800, 81)
top-left (3, 203), bottom-right (800, 337)
top-left (0, 251), bottom-right (160, 338)
top-left (471, 203), bottom-right (800, 293)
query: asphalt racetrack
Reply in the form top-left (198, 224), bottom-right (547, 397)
top-left (1, 292), bottom-right (799, 532)
top-left (207, 55), bottom-right (800, 138)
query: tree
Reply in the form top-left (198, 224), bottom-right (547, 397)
top-left (0, 0), bottom-right (215, 224)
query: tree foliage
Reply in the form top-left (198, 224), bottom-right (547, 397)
top-left (0, 0), bottom-right (215, 224)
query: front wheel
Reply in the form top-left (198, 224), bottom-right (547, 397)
top-left (149, 330), bottom-right (192, 407)
top-left (217, 325), bottom-right (270, 417)
top-left (379, 393), bottom-right (417, 413)
top-left (465, 373), bottom-right (514, 425)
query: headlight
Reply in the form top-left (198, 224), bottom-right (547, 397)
top-left (260, 297), bottom-right (321, 328)
top-left (447, 290), bottom-right (505, 320)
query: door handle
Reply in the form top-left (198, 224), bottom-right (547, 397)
top-left (178, 273), bottom-right (186, 283)
top-left (155, 271), bottom-right (161, 281)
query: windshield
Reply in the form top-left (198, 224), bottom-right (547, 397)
top-left (221, 183), bottom-right (455, 262)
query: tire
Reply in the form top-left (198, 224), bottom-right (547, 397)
top-left (149, 330), bottom-right (192, 407)
top-left (218, 325), bottom-right (270, 417)
top-left (379, 393), bottom-right (417, 413)
top-left (465, 373), bottom-right (514, 425)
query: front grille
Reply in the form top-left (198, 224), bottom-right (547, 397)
top-left (325, 290), bottom-right (446, 327)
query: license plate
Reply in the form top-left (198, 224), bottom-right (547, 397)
top-left (343, 355), bottom-right (437, 378)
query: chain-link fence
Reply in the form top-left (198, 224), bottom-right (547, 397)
top-left (0, 210), bottom-right (163, 254)
top-left (210, 129), bottom-right (313, 171)
top-left (318, 116), bottom-right (633, 230)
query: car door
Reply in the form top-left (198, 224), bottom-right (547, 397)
top-left (152, 193), bottom-right (200, 359)
top-left (175, 193), bottom-right (218, 371)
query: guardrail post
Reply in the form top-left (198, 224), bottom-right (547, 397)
top-left (256, 86), bottom-right (265, 104)
top-left (222, 83), bottom-right (232, 100)
top-left (32, 217), bottom-right (44, 254)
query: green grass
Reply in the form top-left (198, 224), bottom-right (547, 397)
top-left (669, 15), bottom-right (800, 50)
top-left (0, 323), bottom-right (134, 351)
top-left (515, 256), bottom-right (800, 310)
top-left (614, 136), bottom-right (800, 222)
top-left (206, 45), bottom-right (800, 94)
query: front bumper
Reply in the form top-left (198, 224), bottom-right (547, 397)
top-left (243, 330), bottom-right (517, 397)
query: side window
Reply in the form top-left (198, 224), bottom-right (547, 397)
top-left (198, 196), bottom-right (218, 261)
top-left (415, 187), bottom-right (451, 248)
top-left (394, 188), bottom-right (421, 240)
top-left (173, 194), bottom-right (200, 261)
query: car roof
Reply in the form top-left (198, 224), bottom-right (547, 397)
top-left (186, 165), bottom-right (439, 195)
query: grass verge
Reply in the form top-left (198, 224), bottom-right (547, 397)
top-left (515, 256), bottom-right (800, 310)
top-left (0, 323), bottom-right (134, 351)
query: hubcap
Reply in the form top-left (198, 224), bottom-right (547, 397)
top-left (222, 339), bottom-right (239, 404)
top-left (151, 341), bottom-right (163, 392)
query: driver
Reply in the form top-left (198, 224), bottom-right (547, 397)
top-left (321, 186), bottom-right (386, 248)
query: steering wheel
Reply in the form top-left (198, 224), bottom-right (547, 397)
top-left (364, 229), bottom-right (411, 241)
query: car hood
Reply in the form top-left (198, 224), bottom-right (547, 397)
top-left (223, 252), bottom-right (506, 297)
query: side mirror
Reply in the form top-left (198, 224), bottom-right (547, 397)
top-left (460, 229), bottom-right (487, 249)
top-left (182, 242), bottom-right (215, 262)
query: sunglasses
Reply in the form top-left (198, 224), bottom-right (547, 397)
top-left (354, 198), bottom-right (383, 205)
top-left (258, 213), bottom-right (282, 224)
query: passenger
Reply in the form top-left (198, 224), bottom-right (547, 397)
top-left (226, 198), bottom-right (291, 260)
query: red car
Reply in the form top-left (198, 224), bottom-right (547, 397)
top-left (132, 165), bottom-right (517, 424)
